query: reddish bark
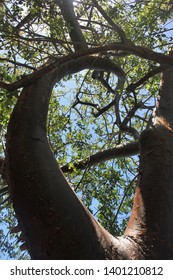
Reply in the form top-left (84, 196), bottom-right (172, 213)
top-left (6, 57), bottom-right (137, 259)
top-left (125, 65), bottom-right (173, 259)
top-left (6, 54), bottom-right (173, 259)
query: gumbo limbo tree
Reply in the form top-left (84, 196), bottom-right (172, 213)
top-left (0, 0), bottom-right (173, 260)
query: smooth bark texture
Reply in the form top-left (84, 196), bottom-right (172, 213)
top-left (6, 49), bottom-right (173, 259)
top-left (1, 42), bottom-right (173, 92)
top-left (6, 56), bottom-right (140, 259)
top-left (56, 0), bottom-right (88, 51)
top-left (3, 0), bottom-right (173, 260)
top-left (61, 142), bottom-right (139, 173)
top-left (124, 65), bottom-right (173, 259)
top-left (6, 66), bottom-right (111, 259)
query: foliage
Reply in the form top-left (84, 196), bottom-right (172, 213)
top-left (0, 0), bottom-right (173, 259)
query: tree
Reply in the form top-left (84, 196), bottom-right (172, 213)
top-left (0, 0), bottom-right (173, 259)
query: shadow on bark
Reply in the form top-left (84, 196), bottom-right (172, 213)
top-left (6, 55), bottom-right (173, 259)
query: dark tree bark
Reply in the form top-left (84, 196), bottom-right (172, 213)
top-left (6, 50), bottom-right (173, 259)
top-left (6, 56), bottom-right (143, 259)
top-left (4, 0), bottom-right (173, 260)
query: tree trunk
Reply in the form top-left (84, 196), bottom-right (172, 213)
top-left (125, 64), bottom-right (173, 259)
top-left (6, 54), bottom-right (173, 259)
top-left (6, 57), bottom-right (135, 259)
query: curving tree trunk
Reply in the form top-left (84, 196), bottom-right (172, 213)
top-left (6, 56), bottom-right (141, 259)
top-left (2, 0), bottom-right (173, 260)
top-left (6, 49), bottom-right (173, 259)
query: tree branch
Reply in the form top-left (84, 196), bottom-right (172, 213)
top-left (61, 141), bottom-right (139, 173)
top-left (14, 12), bottom-right (37, 31)
top-left (1, 42), bottom-right (173, 92)
top-left (0, 197), bottom-right (9, 206)
top-left (0, 187), bottom-right (8, 196)
top-left (126, 66), bottom-right (163, 92)
top-left (92, 0), bottom-right (127, 42)
top-left (0, 57), bottom-right (36, 71)
top-left (6, 44), bottom-right (135, 260)
top-left (93, 99), bottom-right (116, 117)
top-left (55, 0), bottom-right (88, 51)
top-left (0, 55), bottom-right (125, 91)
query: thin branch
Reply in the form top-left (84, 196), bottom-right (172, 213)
top-left (15, 12), bottom-right (37, 31)
top-left (0, 187), bottom-right (8, 196)
top-left (75, 99), bottom-right (99, 109)
top-left (0, 196), bottom-right (9, 206)
top-left (92, 70), bottom-right (121, 94)
top-left (120, 125), bottom-right (140, 140)
top-left (121, 103), bottom-right (140, 127)
top-left (74, 167), bottom-right (89, 192)
top-left (92, 67), bottom-right (125, 119)
top-left (126, 66), bottom-right (163, 92)
top-left (92, 0), bottom-right (127, 42)
top-left (93, 99), bottom-right (116, 117)
top-left (61, 141), bottom-right (139, 173)
top-left (7, 32), bottom-right (72, 46)
top-left (111, 174), bottom-right (138, 227)
top-left (0, 58), bottom-right (36, 70)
